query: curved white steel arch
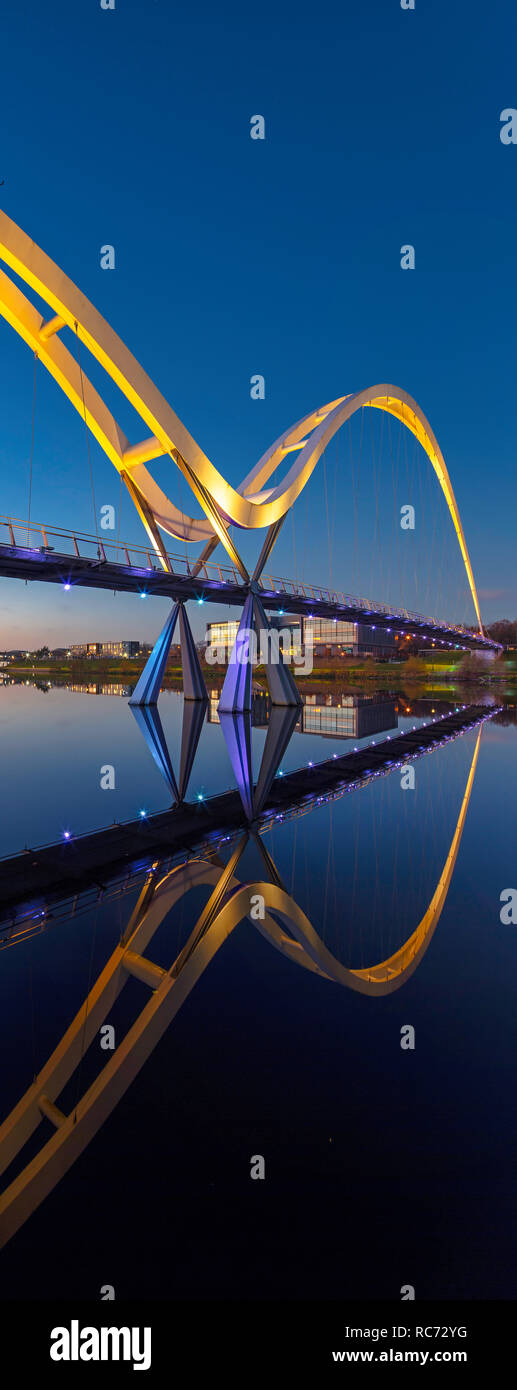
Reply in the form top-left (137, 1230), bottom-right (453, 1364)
top-left (0, 210), bottom-right (483, 630)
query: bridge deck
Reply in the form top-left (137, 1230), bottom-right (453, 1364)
top-left (0, 704), bottom-right (497, 935)
top-left (0, 536), bottom-right (498, 652)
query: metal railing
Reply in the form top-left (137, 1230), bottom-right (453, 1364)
top-left (258, 573), bottom-right (484, 641)
top-left (0, 515), bottom-right (243, 587)
top-left (0, 513), bottom-right (497, 645)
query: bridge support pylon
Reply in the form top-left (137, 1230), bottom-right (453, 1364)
top-left (129, 601), bottom-right (207, 706)
top-left (219, 703), bottom-right (300, 820)
top-left (218, 587), bottom-right (302, 714)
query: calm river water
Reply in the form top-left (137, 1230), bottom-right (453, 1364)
top-left (0, 677), bottom-right (515, 1300)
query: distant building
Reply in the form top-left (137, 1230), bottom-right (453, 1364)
top-left (306, 617), bottom-right (395, 657)
top-left (206, 616), bottom-right (395, 659)
top-left (98, 641), bottom-right (141, 658)
top-left (206, 616), bottom-right (302, 660)
top-left (70, 643), bottom-right (101, 658)
top-left (70, 641), bottom-right (141, 659)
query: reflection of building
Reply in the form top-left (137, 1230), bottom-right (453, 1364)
top-left (70, 641), bottom-right (141, 658)
top-left (100, 682), bottom-right (132, 697)
top-left (69, 682), bottom-right (132, 697)
top-left (206, 617), bottom-right (395, 658)
top-left (301, 694), bottom-right (396, 739)
top-left (209, 687), bottom-right (270, 726)
top-left (209, 688), bottom-right (396, 738)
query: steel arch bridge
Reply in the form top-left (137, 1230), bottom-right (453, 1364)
top-left (0, 211), bottom-right (495, 711)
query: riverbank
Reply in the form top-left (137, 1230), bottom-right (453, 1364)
top-left (2, 655), bottom-right (515, 686)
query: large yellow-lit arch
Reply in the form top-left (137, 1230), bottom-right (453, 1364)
top-left (0, 210), bottom-right (483, 630)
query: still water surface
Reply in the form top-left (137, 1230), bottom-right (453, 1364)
top-left (0, 679), bottom-right (515, 1299)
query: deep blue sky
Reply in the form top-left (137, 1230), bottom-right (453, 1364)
top-left (0, 0), bottom-right (515, 646)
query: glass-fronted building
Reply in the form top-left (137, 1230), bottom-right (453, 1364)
top-left (70, 641), bottom-right (141, 658)
top-left (99, 641), bottom-right (141, 658)
top-left (206, 617), bottom-right (303, 660)
top-left (206, 616), bottom-right (395, 658)
top-left (305, 617), bottom-right (395, 655)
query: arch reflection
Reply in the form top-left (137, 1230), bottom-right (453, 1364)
top-left (0, 724), bottom-right (482, 1249)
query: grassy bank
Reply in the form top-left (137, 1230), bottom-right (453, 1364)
top-left (2, 655), bottom-right (515, 685)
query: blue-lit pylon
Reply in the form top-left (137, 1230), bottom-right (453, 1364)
top-left (129, 600), bottom-right (207, 706)
top-left (129, 702), bottom-right (179, 801)
top-left (219, 702), bottom-right (299, 820)
top-left (253, 703), bottom-right (299, 814)
top-left (218, 588), bottom-right (302, 713)
top-left (130, 692), bottom-right (207, 802)
top-left (219, 710), bottom-right (254, 820)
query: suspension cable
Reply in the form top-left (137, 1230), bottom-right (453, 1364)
top-left (323, 446), bottom-right (332, 589)
top-left (74, 322), bottom-right (99, 542)
top-left (115, 471), bottom-right (123, 559)
top-left (27, 353), bottom-right (38, 544)
top-left (73, 899), bottom-right (100, 1123)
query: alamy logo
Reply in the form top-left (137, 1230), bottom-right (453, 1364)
top-left (49, 1321), bottom-right (151, 1371)
top-left (206, 626), bottom-right (313, 675)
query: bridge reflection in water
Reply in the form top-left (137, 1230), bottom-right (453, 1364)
top-left (0, 701), bottom-right (492, 1250)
